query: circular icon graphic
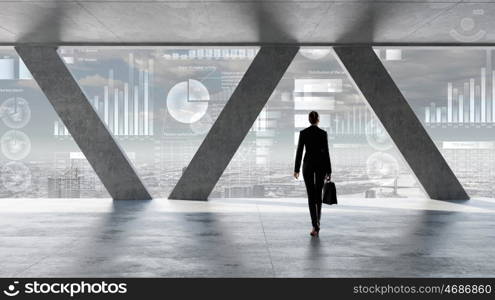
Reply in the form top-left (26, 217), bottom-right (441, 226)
top-left (365, 120), bottom-right (393, 151)
top-left (167, 79), bottom-right (209, 124)
top-left (0, 97), bottom-right (31, 129)
top-left (299, 48), bottom-right (331, 60)
top-left (1, 161), bottom-right (31, 193)
top-left (449, 10), bottom-right (486, 42)
top-left (461, 17), bottom-right (475, 31)
top-left (1, 130), bottom-right (31, 160)
top-left (190, 113), bottom-right (213, 135)
top-left (366, 152), bottom-right (399, 180)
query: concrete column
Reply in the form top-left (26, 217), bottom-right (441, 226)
top-left (169, 46), bottom-right (299, 200)
top-left (334, 46), bottom-right (469, 201)
top-left (16, 46), bottom-right (151, 200)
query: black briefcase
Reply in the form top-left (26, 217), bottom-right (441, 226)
top-left (322, 181), bottom-right (337, 205)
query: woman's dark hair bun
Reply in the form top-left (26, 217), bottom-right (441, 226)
top-left (308, 111), bottom-right (319, 125)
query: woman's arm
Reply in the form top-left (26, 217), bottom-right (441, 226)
top-left (294, 132), bottom-right (304, 174)
top-left (324, 132), bottom-right (332, 176)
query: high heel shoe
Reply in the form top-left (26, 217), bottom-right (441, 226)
top-left (310, 227), bottom-right (319, 237)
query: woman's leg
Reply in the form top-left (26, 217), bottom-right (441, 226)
top-left (315, 169), bottom-right (326, 227)
top-left (303, 164), bottom-right (318, 229)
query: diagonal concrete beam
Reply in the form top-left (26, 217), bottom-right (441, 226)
top-left (169, 46), bottom-right (299, 200)
top-left (16, 46), bottom-right (151, 200)
top-left (334, 46), bottom-right (469, 201)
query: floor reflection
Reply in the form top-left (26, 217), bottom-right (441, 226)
top-left (306, 236), bottom-right (322, 275)
top-left (1, 197), bottom-right (493, 277)
top-left (68, 199), bottom-right (153, 275)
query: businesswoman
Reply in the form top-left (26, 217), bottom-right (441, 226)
top-left (294, 111), bottom-right (332, 237)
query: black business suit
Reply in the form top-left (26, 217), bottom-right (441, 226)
top-left (294, 125), bottom-right (332, 230)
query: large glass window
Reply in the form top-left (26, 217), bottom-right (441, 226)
top-left (0, 47), bottom-right (109, 198)
top-left (378, 47), bottom-right (495, 198)
top-left (61, 47), bottom-right (256, 198)
top-left (214, 48), bottom-right (423, 199)
top-left (2, 46), bottom-right (491, 199)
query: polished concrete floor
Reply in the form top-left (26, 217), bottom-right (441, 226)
top-left (1, 197), bottom-right (494, 277)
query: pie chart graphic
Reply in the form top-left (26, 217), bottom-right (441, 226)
top-left (167, 79), bottom-right (210, 124)
top-left (366, 152), bottom-right (399, 180)
top-left (0, 97), bottom-right (31, 129)
top-left (190, 112), bottom-right (213, 135)
top-left (1, 130), bottom-right (31, 160)
top-left (1, 161), bottom-right (31, 193)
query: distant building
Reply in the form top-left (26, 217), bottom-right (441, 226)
top-left (224, 186), bottom-right (252, 198)
top-left (365, 189), bottom-right (376, 198)
top-left (47, 168), bottom-right (81, 198)
top-left (252, 184), bottom-right (265, 197)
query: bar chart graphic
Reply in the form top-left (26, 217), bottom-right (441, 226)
top-left (54, 53), bottom-right (154, 137)
top-left (424, 49), bottom-right (495, 127)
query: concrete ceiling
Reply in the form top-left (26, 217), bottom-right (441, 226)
top-left (0, 0), bottom-right (494, 45)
